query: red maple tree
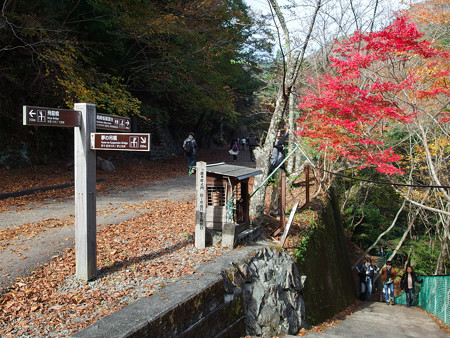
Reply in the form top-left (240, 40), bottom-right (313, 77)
top-left (297, 16), bottom-right (449, 175)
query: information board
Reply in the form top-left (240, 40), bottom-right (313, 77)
top-left (96, 113), bottom-right (131, 132)
top-left (23, 106), bottom-right (80, 127)
top-left (90, 133), bottom-right (150, 151)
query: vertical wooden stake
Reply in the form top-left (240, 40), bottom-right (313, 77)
top-left (305, 164), bottom-right (310, 206)
top-left (195, 161), bottom-right (207, 249)
top-left (280, 170), bottom-right (286, 231)
top-left (74, 103), bottom-right (97, 281)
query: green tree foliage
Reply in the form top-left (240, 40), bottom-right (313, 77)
top-left (0, 0), bottom-right (269, 161)
top-left (338, 171), bottom-right (405, 249)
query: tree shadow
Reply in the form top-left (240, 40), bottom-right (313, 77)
top-left (95, 237), bottom-right (192, 279)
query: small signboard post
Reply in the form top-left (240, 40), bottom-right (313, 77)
top-left (96, 113), bottom-right (131, 132)
top-left (91, 133), bottom-right (150, 151)
top-left (23, 103), bottom-right (150, 281)
top-left (195, 161), bottom-right (207, 249)
top-left (23, 106), bottom-right (80, 127)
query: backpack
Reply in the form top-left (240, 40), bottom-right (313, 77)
top-left (248, 135), bottom-right (257, 146)
top-left (232, 142), bottom-right (239, 152)
top-left (269, 149), bottom-right (282, 172)
top-left (185, 140), bottom-right (194, 154)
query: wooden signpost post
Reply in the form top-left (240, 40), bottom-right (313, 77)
top-left (23, 103), bottom-right (150, 281)
top-left (195, 161), bottom-right (207, 249)
top-left (74, 103), bottom-right (97, 281)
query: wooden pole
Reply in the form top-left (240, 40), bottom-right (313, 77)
top-left (195, 161), bottom-right (207, 249)
top-left (280, 170), bottom-right (286, 231)
top-left (305, 164), bottom-right (310, 206)
top-left (74, 103), bottom-right (97, 281)
top-left (281, 201), bottom-right (299, 247)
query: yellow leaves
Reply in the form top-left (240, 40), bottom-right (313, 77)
top-left (403, 0), bottom-right (450, 27)
top-left (71, 294), bottom-right (84, 305)
top-left (39, 45), bottom-right (141, 117)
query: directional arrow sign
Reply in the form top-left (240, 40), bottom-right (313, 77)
top-left (23, 106), bottom-right (80, 127)
top-left (96, 113), bottom-right (131, 132)
top-left (90, 133), bottom-right (150, 151)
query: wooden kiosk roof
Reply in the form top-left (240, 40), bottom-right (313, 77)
top-left (206, 163), bottom-right (262, 181)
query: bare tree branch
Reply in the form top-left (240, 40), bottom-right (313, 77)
top-left (353, 199), bottom-right (406, 269)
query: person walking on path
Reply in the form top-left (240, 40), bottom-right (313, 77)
top-left (229, 139), bottom-right (240, 162)
top-left (381, 260), bottom-right (397, 305)
top-left (183, 132), bottom-right (197, 171)
top-left (400, 265), bottom-right (423, 307)
top-left (269, 126), bottom-right (289, 217)
top-left (241, 137), bottom-right (246, 150)
top-left (247, 133), bottom-right (258, 162)
top-left (357, 257), bottom-right (379, 301)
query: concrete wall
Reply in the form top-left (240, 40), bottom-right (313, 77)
top-left (73, 243), bottom-right (306, 338)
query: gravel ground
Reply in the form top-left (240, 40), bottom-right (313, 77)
top-left (0, 149), bottom-right (255, 336)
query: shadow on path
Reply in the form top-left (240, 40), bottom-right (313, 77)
top-left (96, 238), bottom-right (191, 279)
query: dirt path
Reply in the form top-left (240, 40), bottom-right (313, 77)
top-left (0, 148), bottom-right (256, 292)
top-left (0, 174), bottom-right (198, 291)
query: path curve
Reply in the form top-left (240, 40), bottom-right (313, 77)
top-left (299, 302), bottom-right (448, 337)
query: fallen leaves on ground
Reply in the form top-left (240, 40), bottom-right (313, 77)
top-left (0, 219), bottom-right (74, 253)
top-left (0, 199), bottom-right (231, 337)
top-left (0, 150), bottom-right (225, 212)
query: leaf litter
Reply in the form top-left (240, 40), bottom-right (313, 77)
top-left (0, 151), bottom-right (232, 336)
top-left (0, 199), bottom-right (231, 336)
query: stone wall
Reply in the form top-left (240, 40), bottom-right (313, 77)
top-left (227, 247), bottom-right (306, 336)
top-left (296, 188), bottom-right (356, 325)
top-left (73, 243), bottom-right (306, 338)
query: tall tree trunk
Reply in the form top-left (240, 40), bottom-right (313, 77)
top-left (287, 91), bottom-right (295, 174)
top-left (250, 0), bottom-right (322, 217)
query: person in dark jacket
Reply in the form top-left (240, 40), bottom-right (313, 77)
top-left (400, 265), bottom-right (423, 307)
top-left (247, 133), bottom-right (258, 162)
top-left (183, 132), bottom-right (197, 171)
top-left (269, 126), bottom-right (289, 172)
top-left (357, 258), bottom-right (379, 301)
top-left (269, 125), bottom-right (289, 217)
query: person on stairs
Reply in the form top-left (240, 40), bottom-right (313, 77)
top-left (400, 265), bottom-right (423, 307)
top-left (381, 261), bottom-right (397, 305)
top-left (357, 257), bottom-right (379, 301)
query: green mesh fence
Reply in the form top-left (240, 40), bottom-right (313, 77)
top-left (395, 276), bottom-right (450, 326)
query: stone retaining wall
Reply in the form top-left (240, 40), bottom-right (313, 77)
top-left (73, 242), bottom-right (306, 337)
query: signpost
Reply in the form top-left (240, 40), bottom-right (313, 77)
top-left (22, 104), bottom-right (150, 281)
top-left (74, 103), bottom-right (97, 281)
top-left (90, 133), bottom-right (150, 151)
top-left (96, 113), bottom-right (131, 132)
top-left (195, 161), bottom-right (207, 249)
top-left (23, 106), bottom-right (80, 127)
